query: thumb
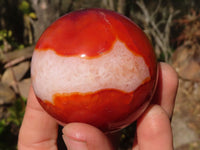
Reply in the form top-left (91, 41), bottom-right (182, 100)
top-left (62, 123), bottom-right (114, 150)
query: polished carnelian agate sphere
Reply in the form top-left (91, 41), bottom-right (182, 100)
top-left (31, 8), bottom-right (158, 132)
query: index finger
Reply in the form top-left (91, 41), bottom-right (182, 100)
top-left (152, 62), bottom-right (179, 118)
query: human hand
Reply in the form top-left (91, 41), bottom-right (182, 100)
top-left (18, 62), bottom-right (178, 150)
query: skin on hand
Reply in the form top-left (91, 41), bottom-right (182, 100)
top-left (18, 62), bottom-right (178, 150)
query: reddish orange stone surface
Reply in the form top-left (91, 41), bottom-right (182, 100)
top-left (35, 9), bottom-right (156, 73)
top-left (33, 8), bottom-right (158, 132)
top-left (38, 77), bottom-right (155, 132)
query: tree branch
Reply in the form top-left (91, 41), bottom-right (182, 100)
top-left (135, 0), bottom-right (178, 62)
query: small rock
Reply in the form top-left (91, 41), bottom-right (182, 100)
top-left (172, 47), bottom-right (200, 82)
top-left (172, 117), bottom-right (198, 149)
top-left (0, 83), bottom-right (16, 105)
top-left (193, 83), bottom-right (200, 99)
top-left (18, 78), bottom-right (31, 98)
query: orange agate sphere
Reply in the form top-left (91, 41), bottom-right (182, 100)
top-left (31, 8), bottom-right (158, 132)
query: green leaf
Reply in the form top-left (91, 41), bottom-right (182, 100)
top-left (19, 0), bottom-right (30, 14)
top-left (8, 30), bottom-right (12, 37)
top-left (0, 120), bottom-right (6, 134)
top-left (29, 12), bottom-right (37, 19)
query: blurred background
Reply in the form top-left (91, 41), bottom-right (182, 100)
top-left (0, 0), bottom-right (200, 149)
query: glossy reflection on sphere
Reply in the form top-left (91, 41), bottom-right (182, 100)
top-left (31, 8), bottom-right (158, 132)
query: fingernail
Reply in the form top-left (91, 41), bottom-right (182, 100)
top-left (63, 135), bottom-right (88, 150)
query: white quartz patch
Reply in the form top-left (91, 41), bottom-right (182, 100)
top-left (31, 40), bottom-right (150, 102)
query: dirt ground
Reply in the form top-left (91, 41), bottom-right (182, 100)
top-left (172, 79), bottom-right (200, 150)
